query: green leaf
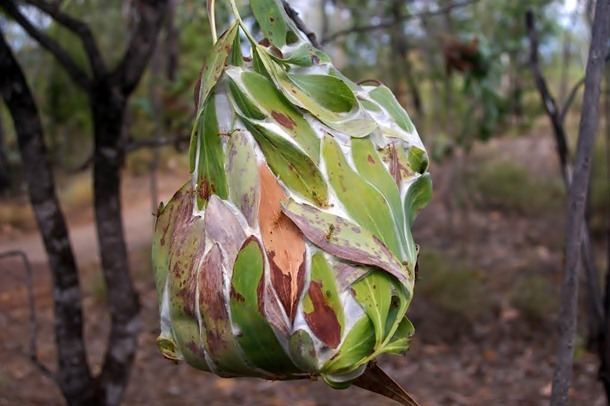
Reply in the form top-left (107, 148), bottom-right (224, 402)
top-left (253, 47), bottom-right (377, 137)
top-left (227, 69), bottom-right (320, 162)
top-left (351, 138), bottom-right (406, 250)
top-left (302, 252), bottom-right (345, 349)
top-left (287, 73), bottom-right (356, 113)
top-left (281, 199), bottom-right (409, 286)
top-left (382, 316), bottom-right (415, 355)
top-left (351, 270), bottom-right (393, 348)
top-left (369, 85), bottom-right (415, 134)
top-left (323, 135), bottom-right (404, 260)
top-left (277, 43), bottom-right (331, 67)
top-left (230, 31), bottom-right (243, 67)
top-left (228, 78), bottom-right (266, 120)
top-left (289, 330), bottom-right (319, 373)
top-left (322, 316), bottom-right (375, 374)
top-left (405, 174), bottom-right (433, 226)
top-left (251, 0), bottom-right (298, 48)
top-left (403, 174), bottom-right (433, 268)
top-left (195, 94), bottom-right (228, 209)
top-left (230, 236), bottom-right (299, 375)
top-left (408, 145), bottom-right (429, 174)
top-left (245, 120), bottom-right (328, 206)
top-left (226, 131), bottom-right (260, 227)
top-left (189, 23), bottom-right (239, 174)
top-left (194, 22), bottom-right (239, 111)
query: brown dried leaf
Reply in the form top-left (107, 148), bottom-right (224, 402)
top-left (258, 164), bottom-right (306, 323)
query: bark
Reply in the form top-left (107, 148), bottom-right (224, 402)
top-left (0, 29), bottom-right (96, 404)
top-left (549, 0), bottom-right (610, 404)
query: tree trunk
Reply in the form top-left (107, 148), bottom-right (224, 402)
top-left (89, 83), bottom-right (141, 406)
top-left (0, 29), bottom-right (97, 405)
top-left (549, 0), bottom-right (610, 403)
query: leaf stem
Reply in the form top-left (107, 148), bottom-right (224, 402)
top-left (226, 0), bottom-right (258, 45)
top-left (208, 0), bottom-right (217, 43)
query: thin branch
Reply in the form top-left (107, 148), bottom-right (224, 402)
top-left (111, 0), bottom-right (168, 94)
top-left (0, 0), bottom-right (91, 89)
top-left (23, 0), bottom-right (107, 78)
top-left (0, 250), bottom-right (56, 381)
top-left (283, 1), bottom-right (322, 49)
top-left (526, 10), bottom-right (571, 185)
top-left (550, 0), bottom-right (610, 403)
top-left (560, 76), bottom-right (585, 123)
top-left (321, 0), bottom-right (480, 45)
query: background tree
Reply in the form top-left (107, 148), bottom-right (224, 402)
top-left (0, 0), bottom-right (167, 404)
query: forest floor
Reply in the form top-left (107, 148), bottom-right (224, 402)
top-left (0, 127), bottom-right (608, 405)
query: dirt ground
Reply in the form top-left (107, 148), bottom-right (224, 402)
top-left (0, 131), bottom-right (607, 405)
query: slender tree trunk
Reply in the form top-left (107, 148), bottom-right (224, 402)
top-left (390, 0), bottom-right (423, 117)
top-left (89, 83), bottom-right (141, 406)
top-left (602, 59), bottom-right (610, 403)
top-left (0, 30), bottom-right (97, 405)
top-left (550, 0), bottom-right (610, 404)
top-left (0, 107), bottom-right (10, 192)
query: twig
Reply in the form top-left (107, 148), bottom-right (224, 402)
top-left (321, 0), bottom-right (480, 45)
top-left (0, 250), bottom-right (56, 381)
top-left (283, 1), bottom-right (322, 49)
top-left (549, 0), bottom-right (610, 403)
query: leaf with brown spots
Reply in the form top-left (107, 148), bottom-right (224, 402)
top-left (230, 236), bottom-right (299, 374)
top-left (281, 199), bottom-right (411, 287)
top-left (323, 135), bottom-right (404, 260)
top-left (193, 22), bottom-right (239, 111)
top-left (258, 164), bottom-right (306, 323)
top-left (194, 94), bottom-right (228, 209)
top-left (226, 68), bottom-right (320, 162)
top-left (166, 201), bottom-right (209, 371)
top-left (226, 131), bottom-right (260, 227)
top-left (204, 195), bottom-right (247, 268)
top-left (197, 243), bottom-right (253, 376)
top-left (250, 0), bottom-right (299, 48)
top-left (245, 120), bottom-right (327, 206)
top-left (152, 181), bottom-right (190, 306)
top-left (302, 252), bottom-right (344, 349)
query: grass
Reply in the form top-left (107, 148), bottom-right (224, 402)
top-left (467, 159), bottom-right (565, 216)
top-left (416, 248), bottom-right (493, 322)
top-left (509, 272), bottom-right (558, 324)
